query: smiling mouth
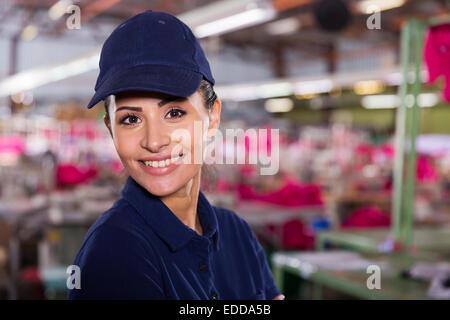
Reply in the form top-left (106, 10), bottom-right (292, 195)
top-left (139, 152), bottom-right (185, 168)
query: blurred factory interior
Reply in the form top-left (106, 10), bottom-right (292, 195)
top-left (1, 0), bottom-right (450, 300)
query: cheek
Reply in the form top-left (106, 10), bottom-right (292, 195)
top-left (180, 120), bottom-right (208, 163)
top-left (111, 129), bottom-right (138, 159)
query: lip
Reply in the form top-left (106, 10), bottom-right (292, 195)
top-left (140, 151), bottom-right (183, 162)
top-left (138, 153), bottom-right (185, 176)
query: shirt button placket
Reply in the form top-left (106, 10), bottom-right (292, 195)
top-left (196, 237), bottom-right (215, 300)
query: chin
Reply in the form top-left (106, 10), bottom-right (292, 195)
top-left (125, 161), bottom-right (201, 197)
top-left (134, 176), bottom-right (182, 197)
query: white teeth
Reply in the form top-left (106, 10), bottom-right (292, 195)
top-left (143, 154), bottom-right (183, 168)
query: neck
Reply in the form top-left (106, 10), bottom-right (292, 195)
top-left (160, 170), bottom-right (203, 236)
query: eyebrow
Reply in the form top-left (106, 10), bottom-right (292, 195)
top-left (115, 97), bottom-right (186, 113)
top-left (158, 96), bottom-right (185, 107)
top-left (115, 106), bottom-right (142, 113)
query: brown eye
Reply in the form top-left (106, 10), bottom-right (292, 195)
top-left (166, 108), bottom-right (186, 119)
top-left (120, 113), bottom-right (141, 125)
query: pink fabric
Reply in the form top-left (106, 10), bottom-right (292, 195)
top-left (281, 219), bottom-right (315, 249)
top-left (243, 126), bottom-right (288, 154)
top-left (341, 205), bottom-right (390, 229)
top-left (20, 267), bottom-right (42, 284)
top-left (0, 136), bottom-right (25, 154)
top-left (354, 143), bottom-right (394, 159)
top-left (377, 143), bottom-right (394, 159)
top-left (355, 143), bottom-right (373, 156)
top-left (69, 120), bottom-right (100, 139)
top-left (237, 180), bottom-right (323, 207)
top-left (424, 23), bottom-right (450, 102)
top-left (215, 178), bottom-right (230, 192)
top-left (265, 219), bottom-right (315, 250)
top-left (239, 164), bottom-right (256, 178)
top-left (416, 156), bottom-right (439, 183)
top-left (56, 163), bottom-right (98, 187)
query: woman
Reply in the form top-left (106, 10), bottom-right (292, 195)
top-left (68, 10), bottom-right (284, 300)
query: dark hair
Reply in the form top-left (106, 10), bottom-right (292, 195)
top-left (104, 78), bottom-right (217, 123)
top-left (198, 78), bottom-right (217, 111)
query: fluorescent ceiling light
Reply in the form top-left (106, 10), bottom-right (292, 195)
top-left (264, 98), bottom-right (293, 113)
top-left (384, 69), bottom-right (428, 86)
top-left (265, 17), bottom-right (301, 36)
top-left (384, 72), bottom-right (402, 86)
top-left (361, 93), bottom-right (439, 109)
top-left (178, 0), bottom-right (276, 38)
top-left (358, 0), bottom-right (406, 14)
top-left (216, 85), bottom-right (259, 101)
top-left (258, 82), bottom-right (293, 98)
top-left (49, 0), bottom-right (72, 20)
top-left (21, 24), bottom-right (39, 41)
top-left (295, 79), bottom-right (333, 95)
top-left (215, 81), bottom-right (293, 102)
top-left (361, 94), bottom-right (398, 109)
top-left (0, 0), bottom-right (277, 95)
top-left (214, 68), bottom-right (431, 102)
top-left (0, 49), bottom-right (100, 97)
top-left (194, 7), bottom-right (275, 38)
top-left (11, 91), bottom-right (33, 105)
top-left (407, 93), bottom-right (439, 108)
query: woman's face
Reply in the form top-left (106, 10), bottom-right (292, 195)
top-left (105, 90), bottom-right (220, 197)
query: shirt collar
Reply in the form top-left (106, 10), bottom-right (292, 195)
top-left (120, 176), bottom-right (220, 252)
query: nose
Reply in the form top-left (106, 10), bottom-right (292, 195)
top-left (140, 120), bottom-right (171, 153)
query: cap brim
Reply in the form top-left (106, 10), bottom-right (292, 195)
top-left (87, 64), bottom-right (203, 108)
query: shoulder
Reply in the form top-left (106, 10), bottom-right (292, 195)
top-left (87, 198), bottom-right (146, 237)
top-left (213, 206), bottom-right (251, 231)
top-left (212, 205), bottom-right (259, 249)
top-left (75, 199), bottom-right (155, 263)
top-left (69, 200), bottom-right (164, 299)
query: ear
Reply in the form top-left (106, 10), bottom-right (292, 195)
top-left (104, 114), bottom-right (113, 138)
top-left (207, 98), bottom-right (221, 138)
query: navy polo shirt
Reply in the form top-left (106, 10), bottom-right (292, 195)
top-left (67, 176), bottom-right (281, 300)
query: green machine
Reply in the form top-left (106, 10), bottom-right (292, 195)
top-left (272, 17), bottom-right (450, 300)
top-left (317, 17), bottom-right (450, 254)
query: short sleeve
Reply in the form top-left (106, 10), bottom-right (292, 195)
top-left (67, 224), bottom-right (165, 300)
top-left (242, 219), bottom-right (282, 300)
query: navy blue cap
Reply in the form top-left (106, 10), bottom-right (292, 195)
top-left (87, 10), bottom-right (215, 109)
